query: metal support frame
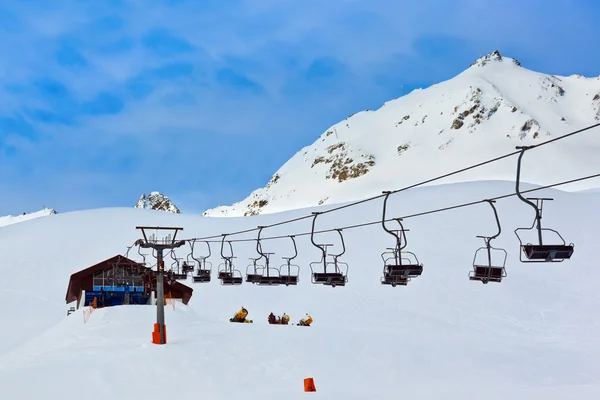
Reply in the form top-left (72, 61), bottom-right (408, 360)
top-left (309, 212), bottom-right (348, 287)
top-left (469, 200), bottom-right (507, 284)
top-left (219, 234), bottom-right (242, 285)
top-left (514, 146), bottom-right (574, 262)
top-left (135, 226), bottom-right (185, 345)
top-left (190, 239), bottom-right (212, 283)
top-left (380, 191), bottom-right (423, 287)
top-left (279, 236), bottom-right (300, 286)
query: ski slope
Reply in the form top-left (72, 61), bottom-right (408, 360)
top-left (1, 180), bottom-right (600, 399)
top-left (0, 207), bottom-right (56, 228)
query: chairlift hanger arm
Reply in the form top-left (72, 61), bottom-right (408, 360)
top-left (483, 199), bottom-right (502, 241)
top-left (220, 234), bottom-right (229, 259)
top-left (394, 219), bottom-right (408, 250)
top-left (381, 191), bottom-right (395, 237)
top-left (381, 191), bottom-right (408, 251)
top-left (515, 146), bottom-right (544, 244)
top-left (515, 147), bottom-right (542, 220)
top-left (331, 229), bottom-right (346, 258)
top-left (205, 241), bottom-right (212, 259)
top-left (256, 226), bottom-right (267, 260)
top-left (310, 212), bottom-right (327, 256)
top-left (287, 236), bottom-right (298, 261)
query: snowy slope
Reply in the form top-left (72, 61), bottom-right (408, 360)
top-left (0, 207), bottom-right (57, 228)
top-left (1, 180), bottom-right (600, 398)
top-left (204, 51), bottom-right (600, 217)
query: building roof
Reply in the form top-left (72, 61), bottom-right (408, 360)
top-left (65, 254), bottom-right (193, 305)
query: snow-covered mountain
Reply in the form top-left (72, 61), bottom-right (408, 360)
top-left (203, 50), bottom-right (600, 217)
top-left (135, 192), bottom-right (180, 213)
top-left (0, 207), bottom-right (57, 228)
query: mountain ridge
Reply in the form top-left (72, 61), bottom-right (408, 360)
top-left (202, 50), bottom-right (600, 217)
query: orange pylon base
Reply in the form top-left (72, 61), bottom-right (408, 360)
top-left (151, 323), bottom-right (167, 345)
top-left (304, 377), bottom-right (316, 392)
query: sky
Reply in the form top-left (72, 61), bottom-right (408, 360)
top-left (1, 0), bottom-right (599, 216)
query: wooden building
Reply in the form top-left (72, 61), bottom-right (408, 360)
top-left (66, 254), bottom-right (193, 309)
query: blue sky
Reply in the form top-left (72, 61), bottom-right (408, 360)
top-left (1, 0), bottom-right (599, 215)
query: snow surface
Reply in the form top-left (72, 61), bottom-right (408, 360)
top-left (204, 51), bottom-right (600, 217)
top-left (1, 180), bottom-right (600, 399)
top-left (0, 207), bottom-right (56, 228)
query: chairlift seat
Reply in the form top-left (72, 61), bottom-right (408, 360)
top-left (522, 244), bottom-right (574, 261)
top-left (192, 270), bottom-right (211, 283)
top-left (385, 264), bottom-right (423, 277)
top-left (218, 271), bottom-right (231, 279)
top-left (246, 273), bottom-right (262, 283)
top-left (469, 265), bottom-right (505, 283)
top-left (258, 276), bottom-right (282, 285)
top-left (280, 275), bottom-right (298, 285)
top-left (313, 272), bottom-right (346, 286)
top-left (221, 277), bottom-right (243, 285)
top-left (218, 271), bottom-right (242, 284)
top-left (381, 276), bottom-right (408, 287)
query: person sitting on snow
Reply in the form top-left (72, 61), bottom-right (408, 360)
top-left (298, 314), bottom-right (313, 326)
top-left (268, 312), bottom-right (277, 324)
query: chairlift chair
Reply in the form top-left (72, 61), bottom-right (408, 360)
top-left (513, 147), bottom-right (575, 262)
top-left (246, 257), bottom-right (264, 284)
top-left (247, 227), bottom-right (282, 286)
top-left (309, 213), bottom-right (348, 287)
top-left (218, 235), bottom-right (243, 285)
top-left (183, 251), bottom-right (195, 274)
top-left (190, 240), bottom-right (212, 283)
top-left (380, 192), bottom-right (424, 287)
top-left (279, 236), bottom-right (300, 286)
top-left (469, 200), bottom-right (507, 284)
top-left (169, 250), bottom-right (187, 280)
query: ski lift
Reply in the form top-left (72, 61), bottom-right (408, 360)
top-left (218, 234), bottom-right (243, 285)
top-left (514, 146), bottom-right (575, 262)
top-left (309, 213), bottom-right (348, 287)
top-left (256, 227), bottom-right (282, 285)
top-left (469, 200), bottom-right (507, 284)
top-left (169, 249), bottom-right (187, 280)
top-left (246, 226), bottom-right (281, 285)
top-left (182, 247), bottom-right (195, 275)
top-left (190, 239), bottom-right (212, 283)
top-left (245, 256), bottom-right (264, 284)
top-left (380, 191), bottom-right (423, 287)
top-left (279, 236), bottom-right (300, 286)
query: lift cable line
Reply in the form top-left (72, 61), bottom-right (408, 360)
top-left (187, 172), bottom-right (600, 245)
top-left (188, 122), bottom-right (600, 243)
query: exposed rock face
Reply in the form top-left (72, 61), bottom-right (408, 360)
top-left (135, 192), bottom-right (180, 213)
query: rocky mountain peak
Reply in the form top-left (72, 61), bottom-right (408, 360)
top-left (135, 192), bottom-right (180, 213)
